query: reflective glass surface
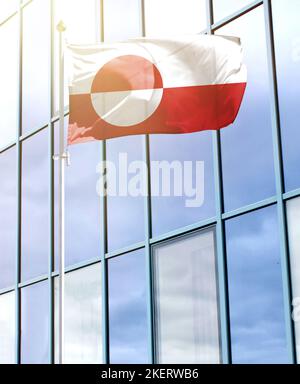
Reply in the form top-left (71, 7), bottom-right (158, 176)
top-left (0, 291), bottom-right (15, 364)
top-left (21, 129), bottom-right (49, 282)
top-left (150, 132), bottom-right (215, 237)
top-left (0, 0), bottom-right (18, 23)
top-left (21, 281), bottom-right (49, 364)
top-left (286, 197), bottom-right (300, 362)
top-left (145, 0), bottom-right (207, 35)
top-left (272, 0), bottom-right (300, 192)
top-left (0, 148), bottom-right (16, 289)
top-left (106, 136), bottom-right (145, 251)
top-left (217, 7), bottom-right (276, 212)
top-left (108, 249), bottom-right (148, 363)
top-left (22, 0), bottom-right (50, 134)
top-left (153, 230), bottom-right (221, 363)
top-left (54, 263), bottom-right (102, 364)
top-left (225, 206), bottom-right (289, 363)
top-left (0, 15), bottom-right (18, 149)
top-left (213, 0), bottom-right (252, 22)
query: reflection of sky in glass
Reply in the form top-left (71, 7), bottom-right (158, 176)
top-left (213, 0), bottom-right (252, 22)
top-left (0, 15), bottom-right (18, 149)
top-left (286, 197), bottom-right (300, 362)
top-left (145, 0), bottom-right (207, 35)
top-left (217, 7), bottom-right (276, 212)
top-left (0, 291), bottom-right (15, 364)
top-left (153, 230), bottom-right (221, 364)
top-left (104, 0), bottom-right (141, 42)
top-left (226, 206), bottom-right (288, 363)
top-left (272, 0), bottom-right (300, 192)
top-left (22, 129), bottom-right (49, 282)
top-left (54, 263), bottom-right (102, 364)
top-left (21, 281), bottom-right (49, 364)
top-left (108, 249), bottom-right (148, 363)
top-left (0, 148), bottom-right (16, 289)
top-left (54, 122), bottom-right (102, 268)
top-left (150, 132), bottom-right (215, 237)
top-left (0, 0), bottom-right (17, 23)
top-left (106, 136), bottom-right (145, 251)
top-left (22, 0), bottom-right (50, 135)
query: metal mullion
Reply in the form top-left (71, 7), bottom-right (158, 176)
top-left (99, 0), bottom-right (109, 364)
top-left (140, 0), bottom-right (155, 364)
top-left (207, 0), bottom-right (231, 365)
top-left (15, 0), bottom-right (23, 365)
top-left (48, 0), bottom-right (55, 365)
top-left (263, 0), bottom-right (296, 363)
top-left (283, 189), bottom-right (300, 203)
top-left (222, 196), bottom-right (277, 220)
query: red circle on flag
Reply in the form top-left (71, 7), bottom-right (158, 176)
top-left (91, 55), bottom-right (164, 127)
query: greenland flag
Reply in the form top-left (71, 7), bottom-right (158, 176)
top-left (68, 35), bottom-right (247, 144)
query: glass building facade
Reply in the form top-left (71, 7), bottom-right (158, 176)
top-left (0, 0), bottom-right (299, 364)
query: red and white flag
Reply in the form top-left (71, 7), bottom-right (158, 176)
top-left (67, 35), bottom-right (247, 144)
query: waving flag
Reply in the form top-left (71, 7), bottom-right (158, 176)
top-left (67, 35), bottom-right (247, 144)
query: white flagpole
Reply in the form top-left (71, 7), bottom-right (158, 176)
top-left (56, 20), bottom-right (66, 365)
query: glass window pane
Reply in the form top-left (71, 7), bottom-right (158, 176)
top-left (0, 0), bottom-right (17, 23)
top-left (145, 0), bottom-right (207, 35)
top-left (213, 0), bottom-right (252, 22)
top-left (54, 263), bottom-right (102, 364)
top-left (0, 15), bottom-right (18, 149)
top-left (0, 291), bottom-right (15, 364)
top-left (54, 0), bottom-right (99, 113)
top-left (54, 122), bottom-right (102, 268)
top-left (0, 148), bottom-right (16, 289)
top-left (22, 0), bottom-right (50, 134)
top-left (108, 249), bottom-right (148, 363)
top-left (217, 7), bottom-right (276, 212)
top-left (22, 129), bottom-right (49, 282)
top-left (104, 0), bottom-right (141, 42)
top-left (286, 197), bottom-right (300, 362)
top-left (21, 281), bottom-right (49, 364)
top-left (153, 229), bottom-right (221, 363)
top-left (225, 206), bottom-right (289, 363)
top-left (150, 132), bottom-right (215, 237)
top-left (272, 0), bottom-right (300, 192)
top-left (106, 136), bottom-right (145, 251)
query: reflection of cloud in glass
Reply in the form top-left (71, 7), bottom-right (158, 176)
top-left (22, 129), bottom-right (49, 282)
top-left (153, 230), bottom-right (221, 364)
top-left (0, 291), bottom-right (15, 364)
top-left (286, 197), bottom-right (300, 362)
top-left (0, 148), bottom-right (16, 289)
top-left (108, 249), bottom-right (148, 363)
top-left (272, 0), bottom-right (300, 192)
top-left (217, 7), bottom-right (276, 212)
top-left (21, 281), bottom-right (49, 364)
top-left (54, 263), bottom-right (102, 364)
top-left (226, 206), bottom-right (289, 363)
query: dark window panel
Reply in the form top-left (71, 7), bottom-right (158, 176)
top-left (21, 129), bottom-right (49, 282)
top-left (106, 136), bottom-right (145, 252)
top-left (54, 121), bottom-right (102, 269)
top-left (21, 281), bottom-right (49, 364)
top-left (108, 249), bottom-right (148, 363)
top-left (153, 230), bottom-right (221, 363)
top-left (0, 148), bottom-right (17, 289)
top-left (54, 263), bottom-right (102, 364)
top-left (225, 206), bottom-right (289, 363)
top-left (22, 0), bottom-right (50, 135)
top-left (272, 0), bottom-right (300, 192)
top-left (217, 7), bottom-right (276, 212)
top-left (150, 132), bottom-right (215, 237)
top-left (0, 291), bottom-right (15, 364)
top-left (286, 197), bottom-right (300, 362)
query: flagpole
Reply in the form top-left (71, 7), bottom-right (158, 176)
top-left (56, 20), bottom-right (66, 365)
